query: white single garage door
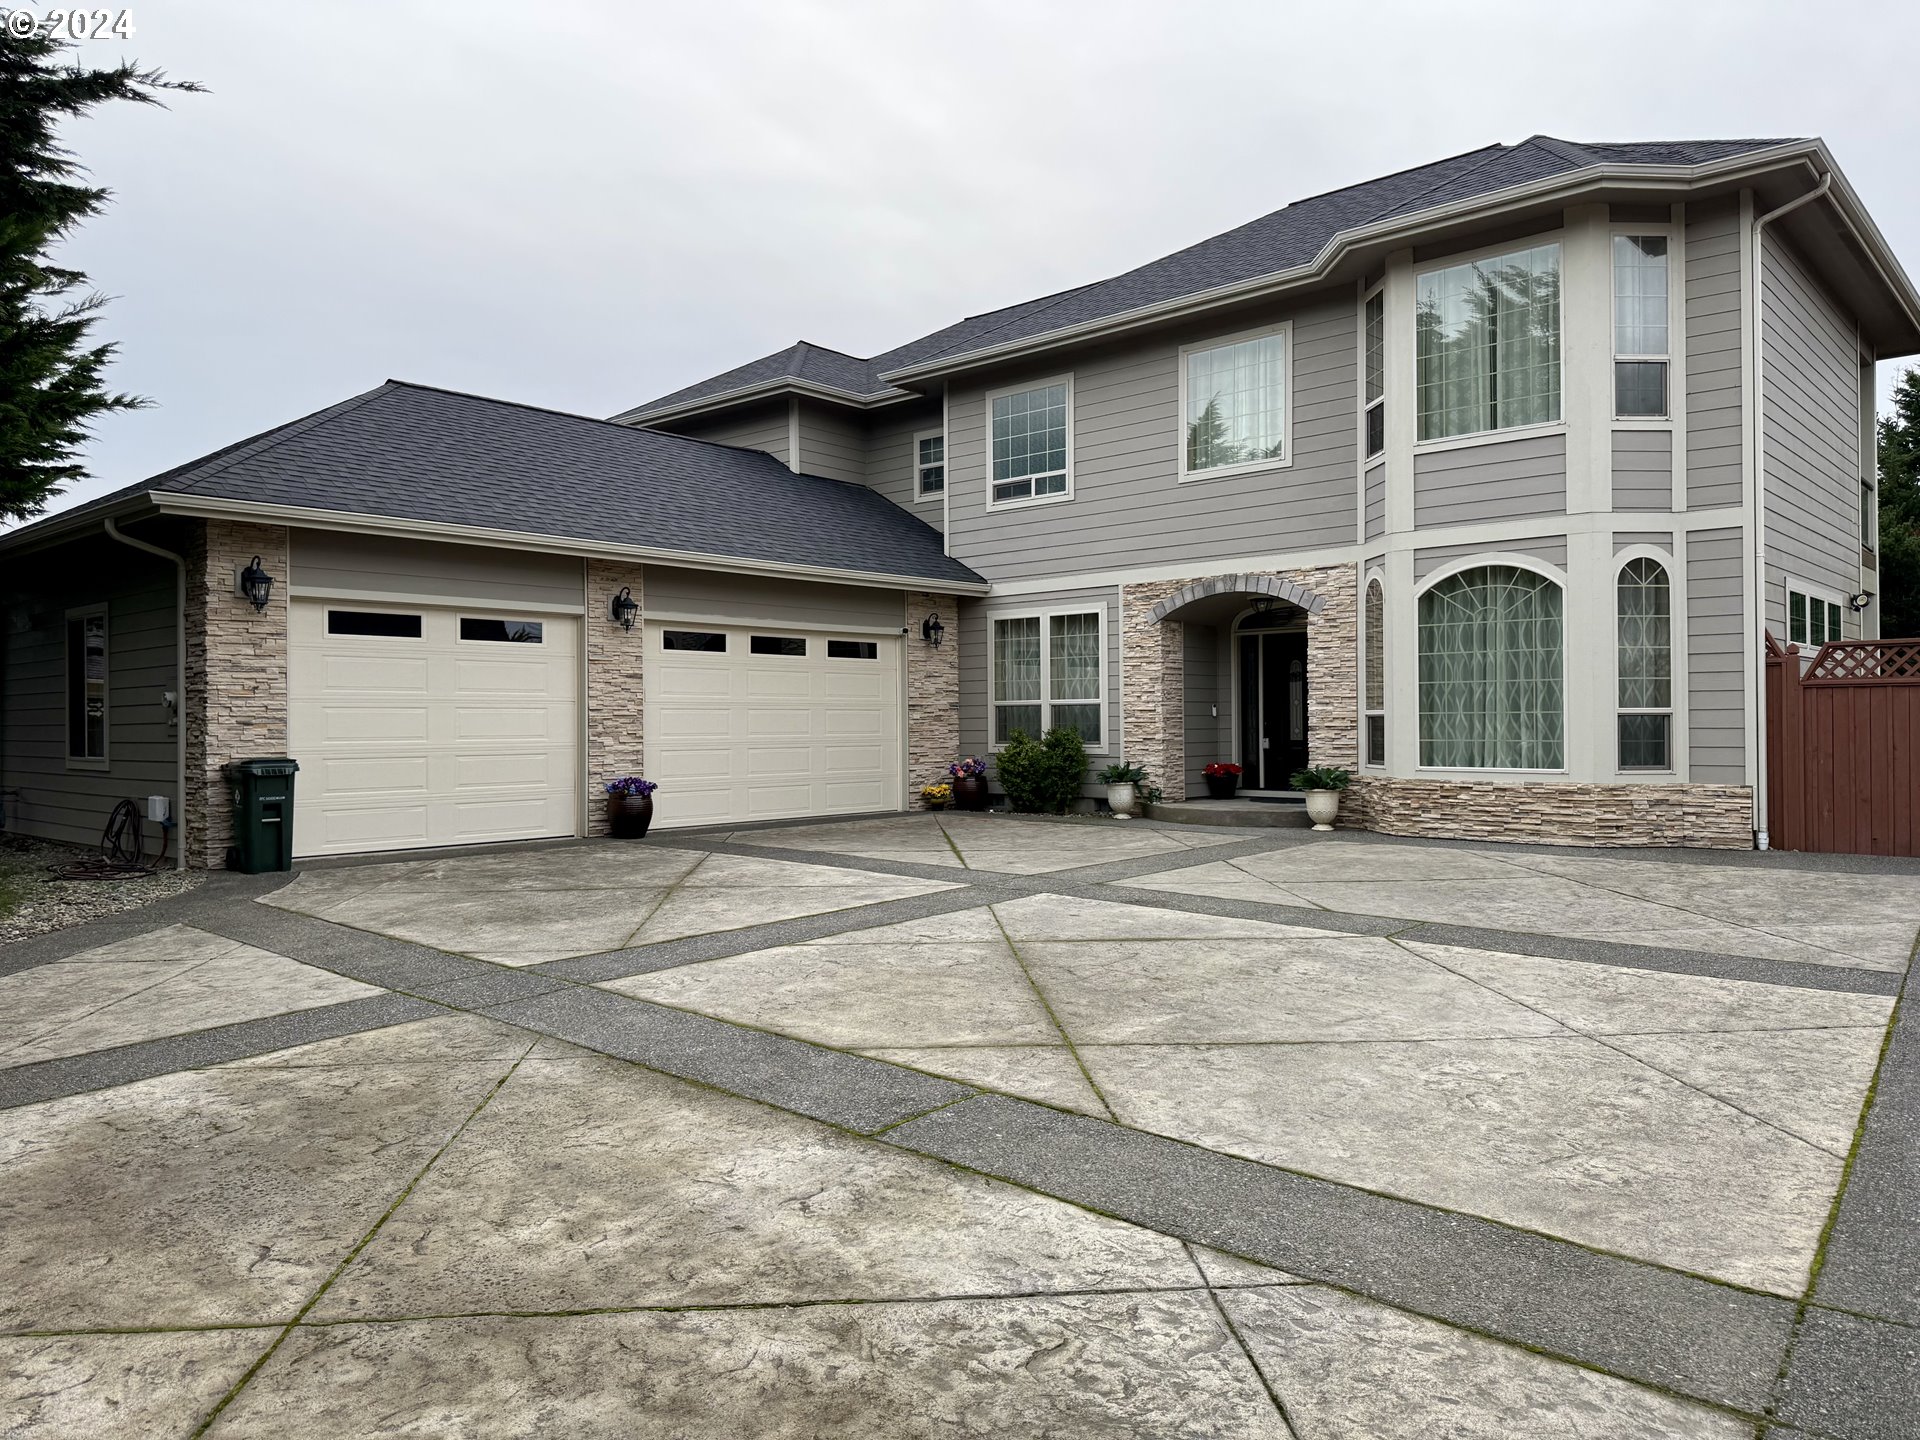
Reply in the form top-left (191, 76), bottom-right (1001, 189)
top-left (645, 622), bottom-right (901, 828)
top-left (289, 601), bottom-right (579, 857)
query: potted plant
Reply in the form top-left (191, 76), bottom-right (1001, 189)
top-left (604, 776), bottom-right (658, 838)
top-left (948, 757), bottom-right (989, 811)
top-left (921, 781), bottom-right (953, 811)
top-left (1096, 761), bottom-right (1147, 818)
top-left (1288, 765), bottom-right (1352, 831)
top-left (1202, 761), bottom-right (1243, 800)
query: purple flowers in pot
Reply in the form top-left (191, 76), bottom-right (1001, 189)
top-left (603, 776), bottom-right (658, 798)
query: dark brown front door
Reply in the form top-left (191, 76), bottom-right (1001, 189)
top-left (1237, 628), bottom-right (1309, 790)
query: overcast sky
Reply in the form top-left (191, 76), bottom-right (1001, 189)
top-left (17, 0), bottom-right (1920, 526)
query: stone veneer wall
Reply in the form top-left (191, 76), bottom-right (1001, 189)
top-left (584, 560), bottom-right (647, 836)
top-left (1342, 776), bottom-right (1754, 849)
top-left (184, 520), bottom-right (290, 868)
top-left (905, 591), bottom-right (960, 808)
top-left (1121, 564), bottom-right (1358, 802)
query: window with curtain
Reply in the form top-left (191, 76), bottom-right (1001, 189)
top-left (1364, 291), bottom-right (1385, 458)
top-left (1364, 578), bottom-right (1385, 765)
top-left (1417, 566), bottom-right (1563, 769)
top-left (990, 382), bottom-right (1069, 504)
top-left (1613, 234), bottom-right (1669, 418)
top-left (1616, 557), bottom-right (1672, 770)
top-left (1184, 329), bottom-right (1287, 474)
top-left (1416, 242), bottom-right (1561, 442)
top-left (916, 432), bottom-right (945, 496)
top-left (992, 611), bottom-right (1102, 746)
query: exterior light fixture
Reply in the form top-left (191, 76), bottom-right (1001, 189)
top-left (236, 556), bottom-right (274, 612)
top-left (1849, 591), bottom-right (1875, 613)
top-left (610, 587), bottom-right (639, 631)
top-left (920, 613), bottom-right (946, 648)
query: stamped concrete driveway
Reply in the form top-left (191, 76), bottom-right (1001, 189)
top-left (2, 814), bottom-right (1917, 1438)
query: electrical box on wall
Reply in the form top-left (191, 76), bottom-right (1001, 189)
top-left (146, 795), bottom-right (170, 824)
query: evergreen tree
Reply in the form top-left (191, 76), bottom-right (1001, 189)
top-left (0, 16), bottom-right (200, 521)
top-left (1877, 367), bottom-right (1920, 637)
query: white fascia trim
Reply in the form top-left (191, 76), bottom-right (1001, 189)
top-left (610, 378), bottom-right (919, 428)
top-left (0, 492), bottom-right (156, 555)
top-left (879, 142), bottom-right (1920, 385)
top-left (146, 494), bottom-right (992, 597)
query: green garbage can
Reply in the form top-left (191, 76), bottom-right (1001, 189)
top-left (224, 757), bottom-right (300, 873)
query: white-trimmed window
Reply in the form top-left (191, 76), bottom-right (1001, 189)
top-left (1613, 234), bottom-right (1670, 418)
top-left (1787, 584), bottom-right (1845, 649)
top-left (1180, 324), bottom-right (1289, 478)
top-left (1416, 241), bottom-right (1562, 442)
top-left (65, 606), bottom-right (108, 766)
top-left (988, 379), bottom-right (1070, 506)
top-left (1616, 557), bottom-right (1672, 770)
top-left (1417, 565), bottom-right (1564, 770)
top-left (915, 429), bottom-right (945, 498)
top-left (1363, 289), bottom-right (1385, 458)
top-left (991, 610), bottom-right (1103, 747)
top-left (1363, 576), bottom-right (1385, 765)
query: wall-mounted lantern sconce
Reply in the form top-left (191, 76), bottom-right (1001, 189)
top-left (610, 587), bottom-right (639, 631)
top-left (236, 556), bottom-right (275, 612)
top-left (920, 613), bottom-right (946, 648)
top-left (1849, 591), bottom-right (1875, 613)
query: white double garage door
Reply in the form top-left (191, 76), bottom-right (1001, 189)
top-left (289, 599), bottom-right (901, 857)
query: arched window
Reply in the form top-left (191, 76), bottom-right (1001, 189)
top-left (1418, 565), bottom-right (1563, 769)
top-left (1364, 578), bottom-right (1385, 765)
top-left (1617, 557), bottom-right (1672, 770)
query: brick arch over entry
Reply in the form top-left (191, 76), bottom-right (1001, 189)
top-left (1147, 573), bottom-right (1327, 624)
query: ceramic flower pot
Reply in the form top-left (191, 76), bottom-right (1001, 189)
top-left (1105, 782), bottom-right (1137, 817)
top-left (951, 774), bottom-right (988, 811)
top-left (1304, 788), bottom-right (1340, 832)
top-left (608, 793), bottom-right (655, 838)
top-left (1204, 773), bottom-right (1239, 800)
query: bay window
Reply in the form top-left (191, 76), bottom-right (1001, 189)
top-left (1416, 242), bottom-right (1562, 442)
top-left (992, 610), bottom-right (1103, 746)
top-left (1364, 577), bottom-right (1385, 765)
top-left (1616, 558), bottom-right (1672, 770)
top-left (989, 380), bottom-right (1070, 505)
top-left (1364, 290), bottom-right (1385, 458)
top-left (1613, 235), bottom-right (1670, 418)
top-left (1182, 326), bottom-right (1289, 476)
top-left (1417, 566), bottom-right (1563, 769)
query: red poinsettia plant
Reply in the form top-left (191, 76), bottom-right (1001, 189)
top-left (1202, 762), bottom-right (1243, 778)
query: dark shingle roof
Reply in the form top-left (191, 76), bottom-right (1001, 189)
top-left (4, 382), bottom-right (983, 588)
top-left (627, 134), bottom-right (1801, 415)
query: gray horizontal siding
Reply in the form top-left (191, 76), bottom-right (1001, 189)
top-left (1613, 531), bottom-right (1673, 552)
top-left (1183, 623), bottom-right (1234, 794)
top-left (1, 532), bottom-right (179, 855)
top-left (655, 400), bottom-right (790, 466)
top-left (865, 398), bottom-right (944, 519)
top-left (945, 291), bottom-right (1358, 583)
top-left (1611, 430), bottom-right (1673, 512)
top-left (290, 531), bottom-right (584, 608)
top-left (1760, 230), bottom-right (1863, 637)
top-left (1412, 433), bottom-right (1567, 529)
top-left (1413, 536), bottom-right (1567, 581)
top-left (644, 567), bottom-right (904, 630)
top-left (1364, 461), bottom-right (1385, 539)
top-left (1687, 527), bottom-right (1747, 784)
top-left (1685, 198), bottom-right (1745, 511)
top-left (794, 400), bottom-right (865, 486)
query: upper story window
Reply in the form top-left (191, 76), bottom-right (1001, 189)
top-left (1613, 234), bottom-right (1670, 418)
top-left (1181, 326), bottom-right (1289, 478)
top-left (915, 430), bottom-right (945, 498)
top-left (1364, 290), bottom-right (1385, 459)
top-left (1788, 585), bottom-right (1844, 649)
top-left (989, 380), bottom-right (1070, 506)
top-left (1616, 557), bottom-right (1672, 770)
top-left (1416, 242), bottom-right (1562, 443)
top-left (66, 607), bottom-right (107, 765)
top-left (1418, 565), bottom-right (1564, 769)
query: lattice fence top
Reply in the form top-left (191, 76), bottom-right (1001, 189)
top-left (1803, 639), bottom-right (1920, 683)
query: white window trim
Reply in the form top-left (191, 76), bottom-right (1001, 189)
top-left (1412, 229), bottom-right (1567, 451)
top-left (986, 604), bottom-right (1108, 754)
top-left (1784, 577), bottom-right (1849, 650)
top-left (1610, 224), bottom-right (1677, 423)
top-left (1362, 283), bottom-right (1386, 461)
top-left (1612, 549), bottom-right (1676, 775)
top-left (1412, 553), bottom-right (1570, 777)
top-left (984, 374), bottom-right (1075, 512)
top-left (913, 427), bottom-right (946, 504)
top-left (1362, 568), bottom-right (1386, 769)
top-left (1176, 321), bottom-right (1294, 483)
top-left (64, 602), bottom-right (109, 771)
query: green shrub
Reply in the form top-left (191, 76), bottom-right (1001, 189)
top-left (996, 726), bottom-right (1090, 814)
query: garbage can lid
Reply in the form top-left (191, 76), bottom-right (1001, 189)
top-left (225, 756), bottom-right (301, 777)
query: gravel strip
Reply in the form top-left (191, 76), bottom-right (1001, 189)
top-left (0, 836), bottom-right (204, 945)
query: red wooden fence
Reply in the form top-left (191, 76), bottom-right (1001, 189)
top-left (1766, 634), bottom-right (1920, 856)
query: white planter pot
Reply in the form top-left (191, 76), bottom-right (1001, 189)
top-left (1106, 782), bottom-right (1137, 818)
top-left (1304, 788), bottom-right (1340, 831)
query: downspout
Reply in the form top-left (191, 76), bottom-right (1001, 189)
top-left (103, 517), bottom-right (188, 870)
top-left (1749, 171), bottom-right (1832, 851)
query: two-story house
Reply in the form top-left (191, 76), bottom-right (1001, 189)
top-left (3, 136), bottom-right (1913, 864)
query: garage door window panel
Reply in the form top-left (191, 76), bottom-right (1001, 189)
top-left (828, 639), bottom-right (879, 659)
top-left (459, 617), bottom-right (544, 643)
top-left (663, 630), bottom-right (727, 652)
top-left (328, 610), bottom-right (423, 638)
top-left (750, 635), bottom-right (808, 657)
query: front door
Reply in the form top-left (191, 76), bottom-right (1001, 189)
top-left (1236, 629), bottom-right (1309, 790)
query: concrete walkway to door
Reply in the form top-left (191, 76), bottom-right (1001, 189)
top-left (2, 813), bottom-right (1917, 1437)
